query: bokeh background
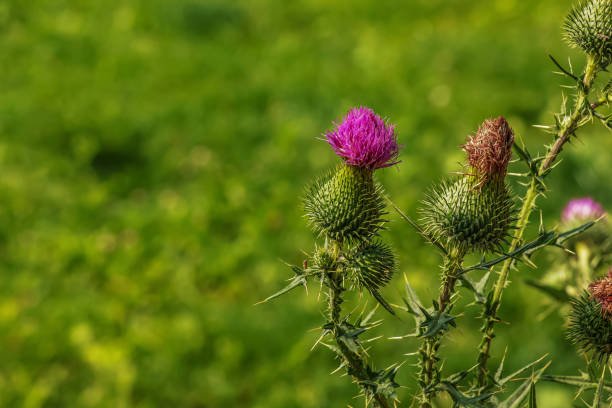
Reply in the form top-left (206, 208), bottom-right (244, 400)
top-left (1, 0), bottom-right (612, 406)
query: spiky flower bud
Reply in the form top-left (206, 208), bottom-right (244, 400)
top-left (462, 117), bottom-right (514, 182)
top-left (564, 0), bottom-right (612, 60)
top-left (324, 107), bottom-right (401, 170)
top-left (421, 177), bottom-right (514, 254)
top-left (568, 269), bottom-right (612, 359)
top-left (304, 166), bottom-right (386, 243)
top-left (344, 241), bottom-right (396, 292)
top-left (311, 245), bottom-right (337, 272)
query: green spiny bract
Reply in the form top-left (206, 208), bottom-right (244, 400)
top-left (421, 177), bottom-right (514, 254)
top-left (567, 292), bottom-right (612, 359)
top-left (564, 0), bottom-right (612, 60)
top-left (344, 241), bottom-right (396, 292)
top-left (304, 165), bottom-right (386, 243)
top-left (311, 245), bottom-right (337, 272)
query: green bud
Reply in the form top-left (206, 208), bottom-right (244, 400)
top-left (344, 241), bottom-right (396, 292)
top-left (304, 165), bottom-right (386, 243)
top-left (564, 0), bottom-right (612, 59)
top-left (421, 177), bottom-right (514, 254)
top-left (311, 245), bottom-right (336, 272)
top-left (567, 292), bottom-right (612, 359)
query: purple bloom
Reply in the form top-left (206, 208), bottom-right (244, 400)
top-left (324, 107), bottom-right (401, 170)
top-left (562, 197), bottom-right (606, 223)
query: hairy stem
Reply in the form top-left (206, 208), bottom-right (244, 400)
top-left (327, 243), bottom-right (392, 408)
top-left (418, 247), bottom-right (465, 407)
top-left (476, 54), bottom-right (600, 388)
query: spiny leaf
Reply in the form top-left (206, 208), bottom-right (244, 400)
top-left (498, 361), bottom-right (549, 408)
top-left (498, 354), bottom-right (548, 388)
top-left (590, 365), bottom-right (606, 408)
top-left (256, 265), bottom-right (314, 304)
top-left (436, 381), bottom-right (493, 407)
top-left (419, 308), bottom-right (457, 338)
top-left (528, 382), bottom-right (537, 408)
top-left (461, 221), bottom-right (596, 275)
top-left (403, 275), bottom-right (426, 323)
top-left (459, 271), bottom-right (491, 304)
top-left (540, 374), bottom-right (612, 393)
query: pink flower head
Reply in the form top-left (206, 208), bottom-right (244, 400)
top-left (324, 107), bottom-right (401, 170)
top-left (589, 268), bottom-right (612, 317)
top-left (562, 197), bottom-right (606, 223)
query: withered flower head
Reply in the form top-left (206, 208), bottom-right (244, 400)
top-left (463, 117), bottom-right (514, 182)
top-left (589, 268), bottom-right (612, 316)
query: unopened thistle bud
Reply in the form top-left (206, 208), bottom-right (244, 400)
top-left (568, 269), bottom-right (612, 359)
top-left (304, 108), bottom-right (401, 243)
top-left (344, 241), bottom-right (396, 292)
top-left (311, 245), bottom-right (337, 273)
top-left (462, 117), bottom-right (514, 183)
top-left (564, 0), bottom-right (612, 60)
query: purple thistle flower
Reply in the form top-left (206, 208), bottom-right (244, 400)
top-left (324, 107), bottom-right (401, 170)
top-left (562, 197), bottom-right (606, 223)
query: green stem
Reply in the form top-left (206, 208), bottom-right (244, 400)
top-left (476, 54), bottom-right (600, 389)
top-left (419, 247), bottom-right (465, 407)
top-left (327, 242), bottom-right (392, 408)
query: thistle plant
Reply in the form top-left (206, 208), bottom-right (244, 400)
top-left (475, 0), bottom-right (612, 391)
top-left (263, 1), bottom-right (612, 406)
top-left (262, 107), bottom-right (402, 407)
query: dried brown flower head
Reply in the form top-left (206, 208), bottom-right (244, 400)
top-left (589, 268), bottom-right (612, 317)
top-left (463, 117), bottom-right (514, 182)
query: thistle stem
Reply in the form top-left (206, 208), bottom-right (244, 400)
top-left (418, 247), bottom-right (465, 407)
top-left (476, 54), bottom-right (600, 389)
top-left (326, 242), bottom-right (392, 408)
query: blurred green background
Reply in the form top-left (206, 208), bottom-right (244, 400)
top-left (1, 0), bottom-right (612, 406)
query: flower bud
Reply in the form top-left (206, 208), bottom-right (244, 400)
top-left (344, 241), bottom-right (396, 291)
top-left (564, 0), bottom-right (612, 60)
top-left (568, 269), bottom-right (612, 359)
top-left (421, 177), bottom-right (514, 254)
top-left (311, 245), bottom-right (336, 272)
top-left (324, 107), bottom-right (401, 170)
top-left (462, 117), bottom-right (514, 182)
top-left (304, 165), bottom-right (386, 243)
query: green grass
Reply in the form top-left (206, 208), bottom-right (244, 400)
top-left (1, 0), bottom-right (611, 406)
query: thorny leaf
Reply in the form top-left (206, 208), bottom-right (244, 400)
top-left (497, 354), bottom-right (548, 388)
top-left (419, 307), bottom-right (457, 338)
top-left (257, 265), bottom-right (320, 304)
top-left (461, 221), bottom-right (596, 275)
top-left (589, 366), bottom-right (606, 408)
top-left (528, 382), bottom-right (537, 408)
top-left (369, 288), bottom-right (395, 315)
top-left (497, 361), bottom-right (550, 408)
top-left (540, 374), bottom-right (612, 394)
top-left (459, 271), bottom-right (491, 304)
top-left (436, 381), bottom-right (493, 408)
